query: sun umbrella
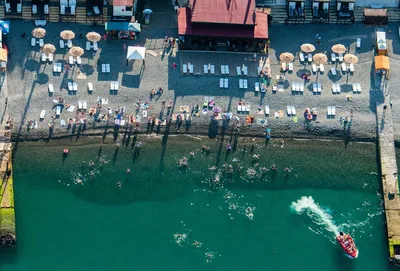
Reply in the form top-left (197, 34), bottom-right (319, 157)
top-left (331, 44), bottom-right (346, 54)
top-left (300, 43), bottom-right (316, 53)
top-left (68, 46), bottom-right (84, 57)
top-left (143, 9), bottom-right (152, 13)
top-left (41, 44), bottom-right (56, 55)
top-left (32, 27), bottom-right (46, 38)
top-left (279, 52), bottom-right (295, 63)
top-left (60, 30), bottom-right (75, 40)
top-left (344, 54), bottom-right (359, 64)
top-left (312, 53), bottom-right (328, 64)
top-left (0, 48), bottom-right (7, 63)
top-left (86, 32), bottom-right (101, 42)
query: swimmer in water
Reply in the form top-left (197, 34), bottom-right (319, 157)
top-left (189, 152), bottom-right (195, 156)
top-left (192, 241), bottom-right (202, 248)
top-left (271, 164), bottom-right (277, 171)
top-left (89, 161), bottom-right (95, 167)
top-left (201, 145), bottom-right (207, 152)
top-left (246, 207), bottom-right (252, 213)
top-left (76, 179), bottom-right (82, 184)
top-left (280, 140), bottom-right (285, 148)
top-left (126, 169), bottom-right (131, 174)
top-left (209, 166), bottom-right (217, 170)
top-left (247, 212), bottom-right (254, 220)
top-left (284, 167), bottom-right (291, 173)
top-left (117, 181), bottom-right (122, 187)
top-left (226, 143), bottom-right (231, 150)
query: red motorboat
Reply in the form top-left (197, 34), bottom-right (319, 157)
top-left (336, 232), bottom-right (358, 258)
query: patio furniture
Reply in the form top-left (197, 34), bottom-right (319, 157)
top-left (68, 82), bottom-right (73, 91)
top-left (48, 84), bottom-right (54, 93)
top-left (288, 63), bottom-right (293, 72)
top-left (307, 54), bottom-right (312, 63)
top-left (265, 105), bottom-right (270, 116)
top-left (320, 64), bottom-right (324, 73)
top-left (357, 38), bottom-right (361, 48)
top-left (312, 63), bottom-right (317, 73)
top-left (76, 56), bottom-right (82, 65)
top-left (188, 64), bottom-right (194, 74)
top-left (224, 78), bottom-right (228, 88)
top-left (41, 53), bottom-right (47, 62)
top-left (48, 54), bottom-right (54, 63)
top-left (349, 63), bottom-right (355, 73)
top-left (299, 52), bottom-right (305, 62)
top-left (182, 64), bottom-right (187, 74)
top-left (281, 62), bottom-right (286, 71)
top-left (204, 65), bottom-right (208, 74)
top-left (88, 82), bottom-right (93, 92)
top-left (39, 39), bottom-right (44, 47)
top-left (338, 53), bottom-right (344, 62)
top-left (255, 82), bottom-right (260, 92)
top-left (83, 100), bottom-right (87, 110)
top-left (239, 79), bottom-right (244, 89)
top-left (331, 53), bottom-right (336, 62)
top-left (69, 56), bottom-right (74, 65)
top-left (243, 66), bottom-right (248, 75)
top-left (31, 38), bottom-right (36, 47)
top-left (32, 4), bottom-right (37, 14)
top-left (210, 65), bottom-right (215, 74)
top-left (219, 78), bottom-right (224, 88)
top-left (44, 4), bottom-right (49, 14)
top-left (93, 42), bottom-right (98, 51)
top-left (341, 63), bottom-right (347, 73)
top-left (243, 79), bottom-right (248, 89)
top-left (86, 41), bottom-right (91, 51)
top-left (221, 65), bottom-right (225, 74)
top-left (59, 40), bottom-right (65, 49)
top-left (330, 67), bottom-right (336, 76)
top-left (236, 66), bottom-right (241, 76)
top-left (67, 40), bottom-right (72, 48)
top-left (299, 84), bottom-right (304, 93)
top-left (73, 82), bottom-right (78, 91)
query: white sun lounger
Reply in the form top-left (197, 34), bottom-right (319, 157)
top-left (349, 63), bottom-right (354, 73)
top-left (288, 63), bottom-right (293, 72)
top-left (331, 67), bottom-right (337, 76)
top-left (31, 37), bottom-right (36, 47)
top-left (32, 4), bottom-right (37, 14)
top-left (341, 63), bottom-right (347, 73)
top-left (255, 82), bottom-right (260, 92)
top-left (312, 64), bottom-right (317, 73)
top-left (257, 66), bottom-right (261, 75)
top-left (88, 82), bottom-right (93, 92)
top-left (331, 106), bottom-right (336, 116)
top-left (188, 64), bottom-right (194, 74)
top-left (313, 83), bottom-right (317, 93)
top-left (245, 104), bottom-right (250, 112)
top-left (243, 79), bottom-right (248, 89)
top-left (60, 5), bottom-right (65, 14)
top-left (357, 38), bottom-right (361, 48)
top-left (39, 39), bottom-right (44, 47)
top-left (299, 52), bottom-right (305, 62)
top-left (67, 40), bottom-right (72, 48)
top-left (225, 65), bottom-right (229, 74)
top-left (291, 106), bottom-right (296, 115)
top-left (78, 100), bottom-right (83, 110)
top-left (40, 110), bottom-right (46, 119)
top-left (338, 53), bottom-right (344, 62)
top-left (83, 100), bottom-right (87, 110)
top-left (41, 53), bottom-right (46, 62)
top-left (236, 66), bottom-right (241, 76)
top-left (44, 4), bottom-right (49, 14)
top-left (237, 104), bottom-right (242, 112)
top-left (73, 82), bottom-right (77, 91)
top-left (307, 54), bottom-right (312, 63)
top-left (287, 105), bottom-right (292, 116)
top-left (17, 3), bottom-right (22, 13)
top-left (56, 63), bottom-right (62, 72)
top-left (292, 82), bottom-right (298, 92)
top-left (86, 41), bottom-right (91, 51)
top-left (182, 64), bottom-right (187, 74)
top-left (114, 82), bottom-right (119, 91)
top-left (68, 82), bottom-right (73, 91)
top-left (53, 63), bottom-right (57, 72)
top-left (76, 56), bottom-right (82, 65)
top-left (243, 66), bottom-right (248, 75)
top-left (317, 83), bottom-right (322, 93)
top-left (239, 79), bottom-right (244, 89)
top-left (68, 56), bottom-right (74, 65)
top-left (48, 54), bottom-right (53, 63)
top-left (320, 64), bottom-right (324, 73)
top-left (265, 105), bottom-right (270, 116)
top-left (327, 106), bottom-right (332, 116)
top-left (110, 81), bottom-right (115, 90)
top-left (299, 84), bottom-right (304, 93)
top-left (281, 62), bottom-right (286, 71)
top-left (224, 78), bottom-right (228, 88)
top-left (48, 83), bottom-right (54, 93)
top-left (331, 53), bottom-right (336, 62)
top-left (357, 83), bottom-right (361, 93)
top-left (219, 78), bottom-right (224, 88)
top-left (59, 40), bottom-right (65, 49)
top-left (221, 65), bottom-right (225, 74)
top-left (93, 42), bottom-right (98, 51)
top-left (210, 65), bottom-right (215, 74)
top-left (106, 64), bottom-right (110, 73)
top-left (203, 65), bottom-right (208, 74)
top-left (56, 105), bottom-right (61, 116)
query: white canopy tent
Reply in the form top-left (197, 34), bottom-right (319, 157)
top-left (127, 46), bottom-right (146, 60)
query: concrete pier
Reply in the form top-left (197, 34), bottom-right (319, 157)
top-left (376, 97), bottom-right (400, 261)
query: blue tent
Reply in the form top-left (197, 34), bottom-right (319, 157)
top-left (0, 21), bottom-right (10, 35)
top-left (105, 22), bottom-right (141, 32)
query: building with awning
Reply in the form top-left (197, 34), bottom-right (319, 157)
top-left (0, 21), bottom-right (10, 35)
top-left (177, 0), bottom-right (268, 52)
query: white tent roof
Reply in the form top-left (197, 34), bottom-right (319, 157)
top-left (127, 46), bottom-right (146, 60)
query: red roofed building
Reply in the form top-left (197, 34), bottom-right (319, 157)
top-left (178, 0), bottom-right (268, 52)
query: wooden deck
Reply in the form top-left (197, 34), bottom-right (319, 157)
top-left (179, 51), bottom-right (268, 77)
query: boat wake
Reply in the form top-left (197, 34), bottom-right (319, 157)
top-left (291, 196), bottom-right (339, 237)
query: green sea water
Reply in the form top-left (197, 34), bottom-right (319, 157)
top-left (1, 135), bottom-right (397, 270)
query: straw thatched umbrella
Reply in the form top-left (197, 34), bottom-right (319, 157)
top-left (344, 54), bottom-right (359, 64)
top-left (60, 30), bottom-right (75, 40)
top-left (312, 53), bottom-right (328, 64)
top-left (0, 48), bottom-right (8, 63)
top-left (32, 28), bottom-right (46, 38)
top-left (300, 43), bottom-right (316, 53)
top-left (279, 52), bottom-right (295, 63)
top-left (86, 32), bottom-right (101, 42)
top-left (41, 44), bottom-right (56, 55)
top-left (68, 46), bottom-right (84, 57)
top-left (331, 44), bottom-right (347, 54)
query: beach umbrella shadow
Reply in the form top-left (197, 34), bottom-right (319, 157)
top-left (296, 69), bottom-right (311, 79)
top-left (328, 72), bottom-right (342, 82)
top-left (208, 119), bottom-right (219, 138)
top-left (36, 73), bottom-right (49, 84)
top-left (24, 59), bottom-right (39, 72)
top-left (340, 84), bottom-right (353, 93)
top-left (80, 64), bottom-right (94, 76)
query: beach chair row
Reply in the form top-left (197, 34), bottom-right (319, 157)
top-left (69, 56), bottom-right (82, 65)
top-left (102, 64), bottom-right (111, 73)
top-left (221, 65), bottom-right (230, 74)
top-left (32, 4), bottom-right (49, 15)
top-left (86, 41), bottom-right (98, 51)
top-left (299, 52), bottom-right (313, 63)
top-left (67, 82), bottom-right (78, 92)
top-left (281, 62), bottom-right (293, 72)
top-left (237, 103), bottom-right (250, 113)
top-left (291, 82), bottom-right (304, 93)
top-left (312, 83), bottom-right (322, 94)
top-left (203, 64), bottom-right (215, 74)
top-left (312, 63), bottom-right (324, 73)
top-left (219, 78), bottom-right (228, 88)
top-left (31, 38), bottom-right (44, 47)
top-left (59, 39), bottom-right (72, 49)
top-left (236, 66), bottom-right (248, 76)
top-left (327, 106), bottom-right (336, 116)
top-left (239, 79), bottom-right (248, 89)
top-left (331, 53), bottom-right (344, 63)
top-left (182, 63), bottom-right (194, 74)
top-left (41, 53), bottom-right (54, 63)
top-left (110, 81), bottom-right (119, 91)
top-left (352, 83), bottom-right (362, 93)
top-left (53, 63), bottom-right (62, 73)
top-left (78, 100), bottom-right (87, 110)
top-left (286, 105), bottom-right (297, 116)
top-left (332, 83), bottom-right (341, 94)
top-left (341, 63), bottom-right (355, 73)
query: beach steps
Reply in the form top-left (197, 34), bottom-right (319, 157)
top-left (376, 94), bottom-right (400, 261)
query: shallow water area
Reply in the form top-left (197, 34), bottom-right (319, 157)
top-left (2, 136), bottom-right (396, 270)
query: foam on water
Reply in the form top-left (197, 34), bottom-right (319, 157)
top-left (291, 196), bottom-right (339, 236)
